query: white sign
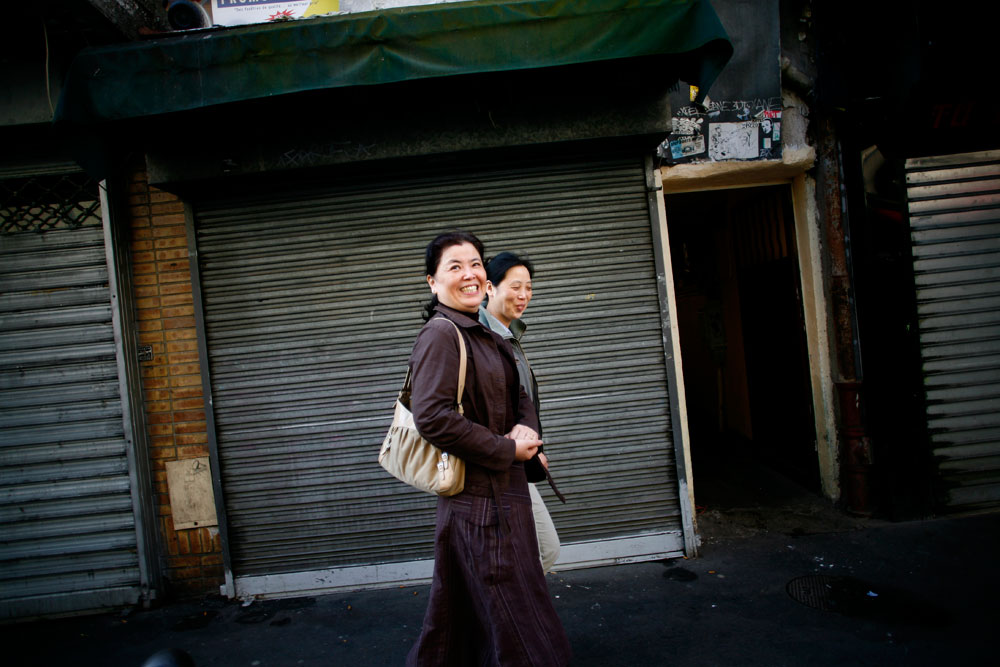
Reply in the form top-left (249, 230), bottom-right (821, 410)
top-left (165, 457), bottom-right (219, 530)
top-left (211, 0), bottom-right (337, 26)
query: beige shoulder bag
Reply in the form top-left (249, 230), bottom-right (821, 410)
top-left (378, 318), bottom-right (466, 496)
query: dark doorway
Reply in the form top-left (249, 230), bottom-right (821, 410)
top-left (665, 185), bottom-right (819, 512)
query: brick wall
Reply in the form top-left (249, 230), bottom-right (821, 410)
top-left (127, 166), bottom-right (224, 598)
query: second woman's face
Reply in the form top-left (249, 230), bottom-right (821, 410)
top-left (487, 264), bottom-right (532, 326)
top-left (428, 242), bottom-right (487, 313)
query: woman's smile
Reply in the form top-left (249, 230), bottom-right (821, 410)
top-left (487, 264), bottom-right (532, 326)
top-left (428, 242), bottom-right (487, 313)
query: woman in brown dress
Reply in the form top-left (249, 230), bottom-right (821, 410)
top-left (405, 231), bottom-right (571, 667)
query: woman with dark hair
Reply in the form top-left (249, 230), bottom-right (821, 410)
top-left (406, 231), bottom-right (571, 667)
top-left (479, 252), bottom-right (562, 574)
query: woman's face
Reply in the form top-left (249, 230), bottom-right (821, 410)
top-left (487, 264), bottom-right (532, 326)
top-left (427, 242), bottom-right (486, 313)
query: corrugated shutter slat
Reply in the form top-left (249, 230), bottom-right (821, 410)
top-left (0, 211), bottom-right (141, 618)
top-left (194, 156), bottom-right (684, 581)
top-left (905, 149), bottom-right (1000, 511)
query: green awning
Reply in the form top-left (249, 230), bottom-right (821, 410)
top-left (56, 0), bottom-right (732, 126)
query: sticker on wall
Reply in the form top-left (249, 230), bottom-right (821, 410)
top-left (671, 116), bottom-right (703, 136)
top-left (709, 122), bottom-right (760, 161)
top-left (658, 96), bottom-right (783, 165)
top-left (668, 135), bottom-right (706, 160)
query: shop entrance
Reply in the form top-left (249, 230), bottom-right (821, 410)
top-left (664, 185), bottom-right (819, 512)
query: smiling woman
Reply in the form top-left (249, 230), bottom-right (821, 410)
top-left (426, 242), bottom-right (486, 314)
top-left (479, 251), bottom-right (563, 576)
top-left (486, 262), bottom-right (532, 326)
top-left (404, 230), bottom-right (571, 666)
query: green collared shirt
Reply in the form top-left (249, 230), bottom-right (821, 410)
top-left (479, 305), bottom-right (539, 427)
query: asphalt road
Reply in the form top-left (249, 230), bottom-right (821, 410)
top-left (6, 512), bottom-right (996, 666)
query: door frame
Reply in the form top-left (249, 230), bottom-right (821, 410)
top-left (660, 169), bottom-right (841, 502)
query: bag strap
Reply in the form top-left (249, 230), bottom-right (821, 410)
top-left (541, 465), bottom-right (567, 503)
top-left (433, 317), bottom-right (467, 415)
top-left (401, 317), bottom-right (467, 414)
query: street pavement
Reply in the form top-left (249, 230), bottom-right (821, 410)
top-left (5, 512), bottom-right (997, 666)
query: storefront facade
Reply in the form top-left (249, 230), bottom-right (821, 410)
top-left (185, 149), bottom-right (698, 598)
top-left (3, 0), bottom-right (736, 615)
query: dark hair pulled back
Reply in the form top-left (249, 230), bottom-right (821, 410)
top-left (421, 230), bottom-right (486, 322)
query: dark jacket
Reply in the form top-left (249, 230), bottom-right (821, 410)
top-left (409, 304), bottom-right (539, 498)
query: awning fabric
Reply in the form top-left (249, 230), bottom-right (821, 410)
top-left (55, 0), bottom-right (732, 126)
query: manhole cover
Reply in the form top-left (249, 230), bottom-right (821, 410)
top-left (786, 575), bottom-right (874, 613)
top-left (787, 575), bottom-right (951, 626)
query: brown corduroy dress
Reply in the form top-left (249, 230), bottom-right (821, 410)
top-left (405, 306), bottom-right (571, 667)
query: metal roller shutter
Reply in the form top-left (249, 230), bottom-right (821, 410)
top-left (192, 155), bottom-right (687, 595)
top-left (0, 173), bottom-right (142, 618)
top-left (905, 149), bottom-right (1000, 511)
